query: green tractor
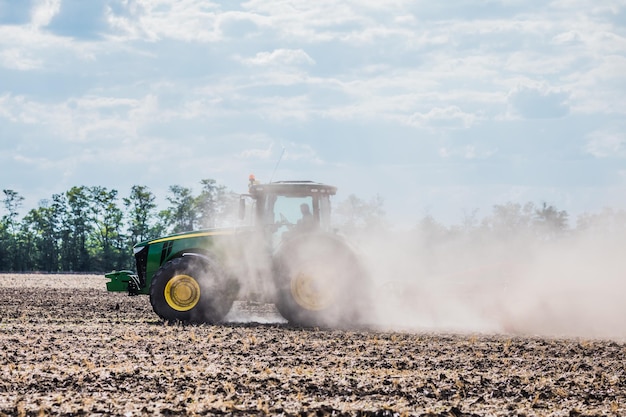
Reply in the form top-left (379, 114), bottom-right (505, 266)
top-left (106, 178), bottom-right (369, 327)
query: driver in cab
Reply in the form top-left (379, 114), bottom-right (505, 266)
top-left (297, 203), bottom-right (316, 231)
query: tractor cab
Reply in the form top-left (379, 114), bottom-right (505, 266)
top-left (242, 178), bottom-right (337, 240)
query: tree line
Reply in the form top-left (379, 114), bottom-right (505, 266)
top-left (1, 180), bottom-right (624, 273)
top-left (0, 180), bottom-right (236, 273)
top-left (413, 201), bottom-right (626, 243)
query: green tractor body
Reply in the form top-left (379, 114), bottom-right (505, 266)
top-left (106, 180), bottom-right (368, 326)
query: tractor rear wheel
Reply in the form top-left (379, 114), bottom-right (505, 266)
top-left (149, 255), bottom-right (236, 324)
top-left (273, 234), bottom-right (369, 327)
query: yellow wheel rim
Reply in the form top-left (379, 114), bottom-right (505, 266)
top-left (164, 274), bottom-right (201, 312)
top-left (290, 269), bottom-right (335, 311)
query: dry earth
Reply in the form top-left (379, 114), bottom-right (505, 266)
top-left (0, 274), bottom-right (624, 416)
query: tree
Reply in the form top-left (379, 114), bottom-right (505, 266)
top-left (195, 179), bottom-right (227, 228)
top-left (195, 179), bottom-right (239, 228)
top-left (575, 207), bottom-right (626, 235)
top-left (1, 190), bottom-right (25, 270)
top-left (415, 214), bottom-right (449, 244)
top-left (123, 185), bottom-right (158, 243)
top-left (482, 202), bottom-right (535, 238)
top-left (2, 189), bottom-right (24, 234)
top-left (533, 202), bottom-right (568, 240)
top-left (14, 218), bottom-right (37, 271)
top-left (334, 194), bottom-right (386, 235)
top-left (63, 186), bottom-right (92, 271)
top-left (20, 199), bottom-right (62, 271)
top-left (89, 186), bottom-right (126, 271)
top-left (164, 185), bottom-right (197, 233)
top-left (0, 219), bottom-right (8, 270)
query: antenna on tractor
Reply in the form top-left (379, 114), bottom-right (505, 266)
top-left (269, 146), bottom-right (286, 183)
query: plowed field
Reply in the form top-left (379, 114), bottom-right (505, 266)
top-left (1, 274), bottom-right (624, 416)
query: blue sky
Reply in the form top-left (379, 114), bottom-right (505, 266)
top-left (1, 0), bottom-right (625, 226)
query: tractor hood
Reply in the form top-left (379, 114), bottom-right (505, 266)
top-left (133, 226), bottom-right (252, 251)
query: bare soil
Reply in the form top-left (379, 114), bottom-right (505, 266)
top-left (0, 274), bottom-right (624, 416)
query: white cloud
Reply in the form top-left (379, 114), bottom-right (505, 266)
top-left (407, 106), bottom-right (478, 129)
top-left (506, 84), bottom-right (570, 119)
top-left (241, 0), bottom-right (372, 42)
top-left (0, 93), bottom-right (159, 142)
top-left (12, 153), bottom-right (57, 169)
top-left (504, 51), bottom-right (578, 76)
top-left (105, 0), bottom-right (223, 42)
top-left (438, 144), bottom-right (497, 160)
top-left (70, 96), bottom-right (141, 110)
top-left (565, 55), bottom-right (626, 114)
top-left (30, 0), bottom-right (61, 28)
top-left (237, 49), bottom-right (315, 66)
top-left (0, 48), bottom-right (42, 70)
top-left (551, 30), bottom-right (581, 45)
top-left (283, 143), bottom-right (324, 165)
top-left (237, 139), bottom-right (275, 160)
top-left (584, 130), bottom-right (626, 158)
top-left (0, 10), bottom-right (102, 71)
top-left (549, 0), bottom-right (625, 15)
top-left (243, 95), bottom-right (313, 122)
top-left (394, 14), bottom-right (416, 25)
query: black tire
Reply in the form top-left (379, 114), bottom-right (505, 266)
top-left (149, 255), bottom-right (237, 324)
top-left (273, 234), bottom-right (370, 327)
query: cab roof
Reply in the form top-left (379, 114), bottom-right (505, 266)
top-left (249, 181), bottom-right (337, 197)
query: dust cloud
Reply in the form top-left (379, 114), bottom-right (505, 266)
top-left (207, 194), bottom-right (624, 340)
top-left (355, 228), bottom-right (626, 341)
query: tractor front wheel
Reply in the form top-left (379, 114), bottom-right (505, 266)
top-left (149, 256), bottom-right (236, 324)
